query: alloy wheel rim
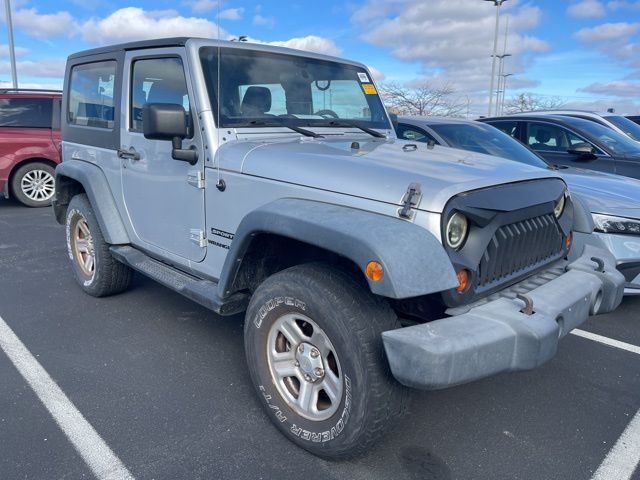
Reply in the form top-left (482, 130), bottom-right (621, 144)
top-left (267, 312), bottom-right (343, 421)
top-left (72, 216), bottom-right (95, 278)
top-left (21, 169), bottom-right (55, 202)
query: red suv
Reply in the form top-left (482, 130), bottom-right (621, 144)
top-left (0, 89), bottom-right (62, 207)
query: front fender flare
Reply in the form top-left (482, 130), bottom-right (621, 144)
top-left (53, 160), bottom-right (129, 245)
top-left (219, 198), bottom-right (458, 300)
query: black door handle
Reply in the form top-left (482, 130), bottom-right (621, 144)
top-left (117, 148), bottom-right (141, 160)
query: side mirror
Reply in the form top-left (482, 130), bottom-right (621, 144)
top-left (567, 142), bottom-right (596, 158)
top-left (388, 112), bottom-right (399, 131)
top-left (142, 103), bottom-right (198, 165)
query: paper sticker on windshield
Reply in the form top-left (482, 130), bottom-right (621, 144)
top-left (362, 84), bottom-right (377, 95)
top-left (357, 72), bottom-right (370, 83)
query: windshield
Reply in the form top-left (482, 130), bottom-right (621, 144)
top-left (563, 117), bottom-right (640, 155)
top-left (603, 115), bottom-right (640, 142)
top-left (199, 47), bottom-right (390, 130)
top-left (430, 122), bottom-right (549, 168)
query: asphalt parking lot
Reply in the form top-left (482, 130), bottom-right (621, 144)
top-left (1, 197), bottom-right (639, 480)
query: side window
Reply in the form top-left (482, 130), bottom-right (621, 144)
top-left (526, 122), bottom-right (588, 152)
top-left (130, 57), bottom-right (190, 133)
top-left (396, 124), bottom-right (438, 144)
top-left (0, 98), bottom-right (53, 128)
top-left (489, 120), bottom-right (519, 139)
top-left (68, 61), bottom-right (116, 129)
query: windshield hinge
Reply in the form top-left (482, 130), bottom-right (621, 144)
top-left (187, 170), bottom-right (205, 189)
top-left (398, 183), bottom-right (422, 220)
top-left (190, 229), bottom-right (207, 248)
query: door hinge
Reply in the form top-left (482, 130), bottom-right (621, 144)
top-left (398, 183), bottom-right (422, 220)
top-left (190, 229), bottom-right (207, 248)
top-left (187, 170), bottom-right (205, 189)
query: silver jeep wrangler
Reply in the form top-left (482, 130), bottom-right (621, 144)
top-left (53, 37), bottom-right (624, 459)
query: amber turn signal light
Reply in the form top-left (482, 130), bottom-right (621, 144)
top-left (365, 261), bottom-right (384, 281)
top-left (456, 270), bottom-right (469, 293)
top-left (565, 232), bottom-right (573, 249)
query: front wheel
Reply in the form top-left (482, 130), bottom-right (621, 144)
top-left (65, 194), bottom-right (132, 297)
top-left (244, 263), bottom-right (404, 459)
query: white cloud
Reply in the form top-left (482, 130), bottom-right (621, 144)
top-left (219, 8), bottom-right (244, 20)
top-left (0, 81), bottom-right (62, 90)
top-left (11, 8), bottom-right (74, 39)
top-left (567, 1), bottom-right (606, 18)
top-left (351, 0), bottom-right (549, 94)
top-left (579, 80), bottom-right (640, 97)
top-left (574, 22), bottom-right (640, 42)
top-left (608, 1), bottom-right (640, 10)
top-left (367, 66), bottom-right (386, 81)
top-left (0, 58), bottom-right (66, 77)
top-left (79, 7), bottom-right (226, 44)
top-left (266, 35), bottom-right (341, 56)
top-left (189, 0), bottom-right (218, 14)
top-left (252, 14), bottom-right (274, 27)
top-left (0, 44), bottom-right (29, 57)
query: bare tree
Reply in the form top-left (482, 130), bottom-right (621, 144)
top-left (379, 81), bottom-right (468, 117)
top-left (503, 92), bottom-right (566, 114)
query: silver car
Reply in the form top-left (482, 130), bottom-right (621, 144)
top-left (397, 116), bottom-right (640, 294)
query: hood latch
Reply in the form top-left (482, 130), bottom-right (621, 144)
top-left (398, 183), bottom-right (422, 220)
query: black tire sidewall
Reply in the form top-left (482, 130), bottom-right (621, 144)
top-left (65, 195), bottom-right (104, 295)
top-left (11, 162), bottom-right (55, 208)
top-left (244, 268), bottom-right (380, 457)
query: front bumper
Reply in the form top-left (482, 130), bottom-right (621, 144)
top-left (594, 232), bottom-right (640, 294)
top-left (382, 245), bottom-right (625, 390)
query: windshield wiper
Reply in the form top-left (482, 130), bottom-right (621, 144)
top-left (323, 120), bottom-right (386, 138)
top-left (249, 120), bottom-right (323, 138)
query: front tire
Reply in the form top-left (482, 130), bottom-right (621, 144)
top-left (244, 263), bottom-right (404, 459)
top-left (11, 162), bottom-right (56, 207)
top-left (65, 194), bottom-right (132, 297)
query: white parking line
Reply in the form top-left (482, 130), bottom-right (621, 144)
top-left (0, 315), bottom-right (134, 480)
top-left (571, 329), bottom-right (640, 356)
top-left (591, 409), bottom-right (640, 480)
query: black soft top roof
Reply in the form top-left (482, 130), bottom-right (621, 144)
top-left (68, 37), bottom-right (192, 60)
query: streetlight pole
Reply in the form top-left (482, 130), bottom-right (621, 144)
top-left (485, 0), bottom-right (507, 117)
top-left (3, 0), bottom-right (18, 88)
top-left (494, 53), bottom-right (511, 113)
top-left (500, 73), bottom-right (513, 115)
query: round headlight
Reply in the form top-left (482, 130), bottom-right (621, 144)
top-left (554, 192), bottom-right (566, 219)
top-left (446, 212), bottom-right (468, 250)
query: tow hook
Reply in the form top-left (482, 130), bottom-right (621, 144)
top-left (517, 293), bottom-right (535, 316)
top-left (590, 257), bottom-right (605, 273)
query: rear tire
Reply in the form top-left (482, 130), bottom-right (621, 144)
top-left (65, 194), bottom-right (132, 297)
top-left (244, 263), bottom-right (405, 459)
top-left (11, 162), bottom-right (56, 207)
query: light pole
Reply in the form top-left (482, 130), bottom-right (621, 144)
top-left (485, 0), bottom-right (507, 117)
top-left (494, 53), bottom-right (511, 112)
top-left (499, 73), bottom-right (513, 115)
top-left (3, 0), bottom-right (18, 88)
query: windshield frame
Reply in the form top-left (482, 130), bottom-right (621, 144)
top-left (198, 46), bottom-right (391, 131)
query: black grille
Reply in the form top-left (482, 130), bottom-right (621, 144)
top-left (477, 214), bottom-right (564, 288)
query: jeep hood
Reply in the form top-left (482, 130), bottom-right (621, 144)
top-left (558, 167), bottom-right (640, 219)
top-left (222, 136), bottom-right (559, 213)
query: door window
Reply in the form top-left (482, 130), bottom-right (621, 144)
top-left (68, 61), bottom-right (116, 129)
top-left (396, 124), bottom-right (438, 143)
top-left (130, 57), bottom-right (191, 134)
top-left (487, 120), bottom-right (519, 139)
top-left (0, 98), bottom-right (53, 128)
top-left (525, 122), bottom-right (589, 152)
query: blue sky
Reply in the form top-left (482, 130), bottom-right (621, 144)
top-left (1, 0), bottom-right (639, 114)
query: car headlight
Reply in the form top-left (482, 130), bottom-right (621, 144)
top-left (446, 212), bottom-right (469, 250)
top-left (592, 213), bottom-right (640, 234)
top-left (554, 191), bottom-right (567, 219)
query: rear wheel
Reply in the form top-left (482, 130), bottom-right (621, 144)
top-left (11, 162), bottom-right (56, 207)
top-left (65, 194), bottom-right (132, 297)
top-left (244, 263), bottom-right (404, 459)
